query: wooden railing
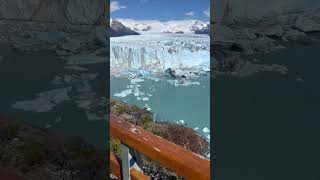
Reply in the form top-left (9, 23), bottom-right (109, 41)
top-left (110, 115), bottom-right (210, 180)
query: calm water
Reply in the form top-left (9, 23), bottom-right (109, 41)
top-left (111, 76), bottom-right (211, 142)
top-left (0, 44), bottom-right (107, 150)
top-left (214, 43), bottom-right (320, 179)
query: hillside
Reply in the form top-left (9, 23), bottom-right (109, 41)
top-left (115, 19), bottom-right (210, 34)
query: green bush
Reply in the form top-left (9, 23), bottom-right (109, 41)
top-left (17, 142), bottom-right (46, 166)
top-left (130, 105), bottom-right (141, 112)
top-left (115, 106), bottom-right (128, 115)
top-left (6, 124), bottom-right (18, 139)
top-left (141, 113), bottom-right (153, 130)
top-left (111, 99), bottom-right (117, 106)
top-left (110, 138), bottom-right (121, 157)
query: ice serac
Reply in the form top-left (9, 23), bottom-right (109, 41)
top-left (0, 0), bottom-right (106, 25)
top-left (110, 34), bottom-right (210, 75)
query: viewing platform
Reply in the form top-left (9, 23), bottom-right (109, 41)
top-left (110, 115), bottom-right (210, 180)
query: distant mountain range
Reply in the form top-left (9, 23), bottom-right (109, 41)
top-left (110, 18), bottom-right (210, 37)
top-left (110, 19), bottom-right (140, 37)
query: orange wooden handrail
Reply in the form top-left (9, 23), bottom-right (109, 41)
top-left (110, 152), bottom-right (122, 179)
top-left (110, 115), bottom-right (210, 180)
top-left (130, 169), bottom-right (150, 180)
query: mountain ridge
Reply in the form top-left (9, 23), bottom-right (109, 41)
top-left (111, 18), bottom-right (210, 35)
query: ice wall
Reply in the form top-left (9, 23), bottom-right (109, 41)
top-left (110, 34), bottom-right (210, 75)
top-left (0, 0), bottom-right (106, 25)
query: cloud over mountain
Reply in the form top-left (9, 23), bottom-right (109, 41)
top-left (110, 1), bottom-right (126, 13)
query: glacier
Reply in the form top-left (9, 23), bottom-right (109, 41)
top-left (110, 34), bottom-right (210, 78)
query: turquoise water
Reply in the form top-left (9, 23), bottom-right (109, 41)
top-left (111, 75), bottom-right (210, 142)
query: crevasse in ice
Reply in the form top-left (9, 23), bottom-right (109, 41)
top-left (110, 34), bottom-right (210, 76)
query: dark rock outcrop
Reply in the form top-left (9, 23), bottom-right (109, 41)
top-left (195, 24), bottom-right (210, 34)
top-left (110, 19), bottom-right (139, 37)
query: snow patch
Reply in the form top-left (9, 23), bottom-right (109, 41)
top-left (203, 127), bottom-right (210, 133)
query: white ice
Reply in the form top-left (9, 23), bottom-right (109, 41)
top-left (110, 34), bottom-right (210, 77)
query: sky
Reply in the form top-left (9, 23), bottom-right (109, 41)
top-left (110, 0), bottom-right (210, 21)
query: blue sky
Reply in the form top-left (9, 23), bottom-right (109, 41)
top-left (110, 0), bottom-right (210, 21)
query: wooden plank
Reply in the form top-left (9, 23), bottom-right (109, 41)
top-left (110, 152), bottom-right (121, 179)
top-left (130, 169), bottom-right (150, 180)
top-left (110, 152), bottom-right (150, 180)
top-left (110, 115), bottom-right (210, 180)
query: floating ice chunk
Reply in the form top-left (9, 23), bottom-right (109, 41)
top-left (167, 79), bottom-right (179, 87)
top-left (206, 134), bottom-right (210, 140)
top-left (181, 81), bottom-right (200, 86)
top-left (179, 120), bottom-right (185, 124)
top-left (133, 89), bottom-right (141, 96)
top-left (12, 87), bottom-right (71, 112)
top-left (45, 124), bottom-right (52, 129)
top-left (194, 127), bottom-right (199, 131)
top-left (167, 79), bottom-right (200, 87)
top-left (139, 70), bottom-right (152, 78)
top-left (144, 104), bottom-right (151, 111)
top-left (142, 97), bottom-right (149, 101)
top-left (150, 77), bottom-right (160, 82)
top-left (55, 117), bottom-right (62, 123)
top-left (130, 78), bottom-right (144, 84)
top-left (114, 89), bottom-right (132, 97)
top-left (203, 127), bottom-right (210, 133)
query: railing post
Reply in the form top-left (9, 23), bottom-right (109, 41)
top-left (121, 144), bottom-right (130, 180)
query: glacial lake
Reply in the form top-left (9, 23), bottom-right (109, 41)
top-left (0, 44), bottom-right (108, 150)
top-left (214, 42), bottom-right (320, 180)
top-left (111, 75), bottom-right (211, 142)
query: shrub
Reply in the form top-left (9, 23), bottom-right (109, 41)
top-left (110, 138), bottom-right (121, 157)
top-left (6, 124), bottom-right (18, 139)
top-left (114, 106), bottom-right (128, 115)
top-left (130, 105), bottom-right (141, 112)
top-left (152, 123), bottom-right (209, 156)
top-left (17, 142), bottom-right (46, 166)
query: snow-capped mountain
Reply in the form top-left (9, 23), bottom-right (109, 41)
top-left (110, 18), bottom-right (139, 37)
top-left (195, 24), bottom-right (210, 34)
top-left (114, 19), bottom-right (210, 34)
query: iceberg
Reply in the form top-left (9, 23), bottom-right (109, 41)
top-left (113, 89), bottom-right (132, 97)
top-left (202, 127), bottom-right (210, 133)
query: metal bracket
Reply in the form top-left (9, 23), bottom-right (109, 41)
top-left (121, 144), bottom-right (130, 180)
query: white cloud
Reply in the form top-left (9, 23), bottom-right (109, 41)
top-left (185, 11), bottom-right (195, 17)
top-left (110, 1), bottom-right (126, 13)
top-left (203, 8), bottom-right (210, 18)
